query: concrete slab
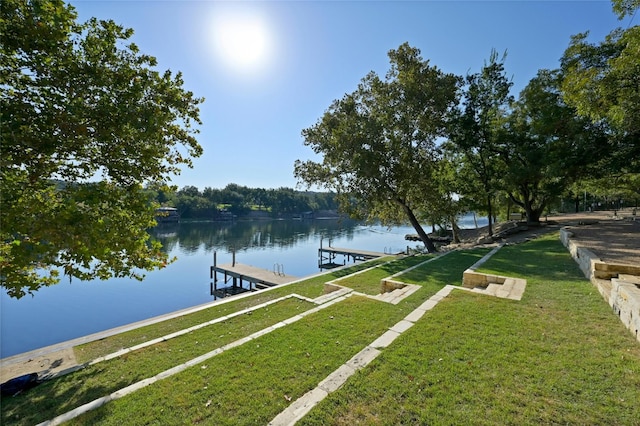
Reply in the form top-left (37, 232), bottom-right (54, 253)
top-left (369, 330), bottom-right (401, 349)
top-left (318, 363), bottom-right (355, 393)
top-left (0, 347), bottom-right (78, 382)
top-left (390, 320), bottom-right (414, 334)
top-left (404, 309), bottom-right (426, 323)
top-left (419, 299), bottom-right (438, 311)
top-left (269, 387), bottom-right (329, 426)
top-left (485, 283), bottom-right (501, 297)
top-left (508, 280), bottom-right (526, 301)
top-left (345, 346), bottom-right (381, 370)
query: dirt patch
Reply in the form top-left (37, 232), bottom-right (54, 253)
top-left (562, 219), bottom-right (640, 266)
top-left (0, 347), bottom-right (78, 383)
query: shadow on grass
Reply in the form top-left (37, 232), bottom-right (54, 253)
top-left (0, 368), bottom-right (133, 426)
top-left (477, 234), bottom-right (585, 282)
top-left (399, 249), bottom-right (491, 288)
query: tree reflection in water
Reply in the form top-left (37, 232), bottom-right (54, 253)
top-left (151, 219), bottom-right (361, 255)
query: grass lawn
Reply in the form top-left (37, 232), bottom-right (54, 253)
top-left (332, 255), bottom-right (432, 294)
top-left (299, 234), bottom-right (640, 425)
top-left (2, 236), bottom-right (639, 425)
top-left (75, 257), bottom-right (394, 363)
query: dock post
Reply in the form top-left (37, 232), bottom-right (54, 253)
top-left (211, 251), bottom-right (217, 280)
top-left (232, 250), bottom-right (236, 267)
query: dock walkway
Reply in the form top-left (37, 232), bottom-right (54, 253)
top-left (210, 263), bottom-right (298, 290)
top-left (318, 246), bottom-right (389, 269)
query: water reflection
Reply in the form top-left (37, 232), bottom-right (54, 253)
top-left (2, 217), bottom-right (487, 358)
top-left (151, 218), bottom-right (361, 255)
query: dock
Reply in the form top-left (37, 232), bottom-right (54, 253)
top-left (318, 246), bottom-right (387, 269)
top-left (209, 252), bottom-right (298, 298)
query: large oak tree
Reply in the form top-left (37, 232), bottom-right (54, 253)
top-left (294, 43), bottom-right (460, 252)
top-left (1, 0), bottom-right (203, 297)
top-left (499, 70), bottom-right (609, 222)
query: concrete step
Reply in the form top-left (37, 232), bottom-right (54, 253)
top-left (484, 283), bottom-right (501, 297)
top-left (508, 279), bottom-right (526, 301)
top-left (314, 287), bottom-right (351, 304)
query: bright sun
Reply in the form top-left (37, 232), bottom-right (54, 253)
top-left (212, 13), bottom-right (273, 74)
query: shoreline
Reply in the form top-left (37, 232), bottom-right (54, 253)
top-left (3, 210), bottom-right (638, 380)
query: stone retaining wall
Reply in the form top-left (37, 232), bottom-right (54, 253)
top-left (559, 228), bottom-right (600, 279)
top-left (560, 227), bottom-right (640, 343)
top-left (611, 277), bottom-right (640, 342)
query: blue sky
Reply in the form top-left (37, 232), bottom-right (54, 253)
top-left (69, 0), bottom-right (629, 190)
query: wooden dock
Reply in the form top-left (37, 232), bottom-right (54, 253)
top-left (318, 246), bottom-right (387, 269)
top-left (210, 262), bottom-right (298, 295)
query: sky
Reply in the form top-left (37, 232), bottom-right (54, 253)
top-left (68, 0), bottom-right (631, 191)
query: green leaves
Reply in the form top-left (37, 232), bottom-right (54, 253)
top-left (560, 25), bottom-right (640, 174)
top-left (1, 0), bottom-right (203, 297)
top-left (296, 43), bottom-right (460, 251)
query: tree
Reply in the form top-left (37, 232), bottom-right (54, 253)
top-left (499, 70), bottom-right (608, 222)
top-left (1, 0), bottom-right (203, 298)
top-left (295, 43), bottom-right (460, 252)
top-left (611, 0), bottom-right (640, 19)
top-left (448, 50), bottom-right (513, 236)
top-left (560, 1), bottom-right (640, 173)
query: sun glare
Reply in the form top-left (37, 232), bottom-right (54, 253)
top-left (212, 13), bottom-right (273, 75)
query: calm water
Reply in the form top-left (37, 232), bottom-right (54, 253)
top-left (1, 216), bottom-right (486, 358)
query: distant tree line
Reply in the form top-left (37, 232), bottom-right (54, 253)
top-left (145, 183), bottom-right (339, 219)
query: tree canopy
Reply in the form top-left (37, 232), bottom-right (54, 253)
top-left (1, 0), bottom-right (203, 297)
top-left (295, 43), bottom-right (461, 252)
top-left (499, 70), bottom-right (609, 222)
top-left (560, 7), bottom-right (639, 173)
top-left (448, 50), bottom-right (513, 235)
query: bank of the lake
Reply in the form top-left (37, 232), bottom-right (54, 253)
top-left (1, 216), bottom-right (487, 358)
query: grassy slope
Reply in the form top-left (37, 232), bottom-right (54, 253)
top-left (299, 234), bottom-right (640, 425)
top-left (3, 236), bottom-right (639, 425)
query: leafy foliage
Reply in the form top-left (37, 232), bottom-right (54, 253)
top-left (448, 50), bottom-right (512, 234)
top-left (147, 184), bottom-right (338, 219)
top-left (295, 43), bottom-right (461, 251)
top-left (560, 24), bottom-right (640, 173)
top-left (499, 70), bottom-right (609, 222)
top-left (1, 0), bottom-right (203, 297)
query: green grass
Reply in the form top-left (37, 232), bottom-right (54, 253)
top-left (334, 249), bottom-right (490, 296)
top-left (75, 257), bottom-right (393, 363)
top-left (3, 238), bottom-right (640, 425)
top-left (1, 297), bottom-right (314, 425)
top-left (333, 255), bottom-right (432, 294)
top-left (298, 234), bottom-right (640, 425)
top-left (70, 297), bottom-right (403, 425)
top-left (396, 247), bottom-right (490, 289)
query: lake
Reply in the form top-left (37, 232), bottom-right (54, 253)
top-left (0, 215), bottom-right (486, 358)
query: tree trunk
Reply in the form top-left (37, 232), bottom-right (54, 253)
top-left (397, 199), bottom-right (437, 252)
top-left (523, 197), bottom-right (545, 224)
top-left (486, 194), bottom-right (494, 236)
top-left (450, 216), bottom-right (461, 243)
